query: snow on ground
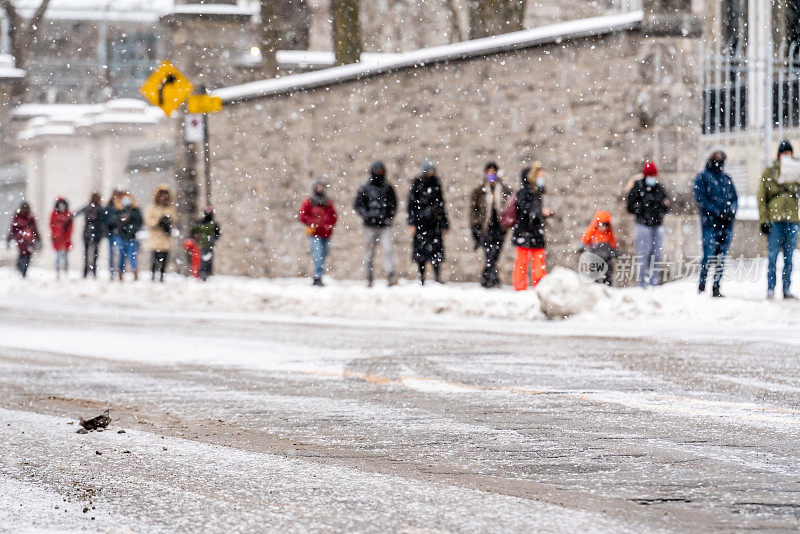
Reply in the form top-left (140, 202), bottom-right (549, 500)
top-left (1, 259), bottom-right (799, 330)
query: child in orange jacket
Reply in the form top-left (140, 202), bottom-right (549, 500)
top-left (579, 210), bottom-right (618, 285)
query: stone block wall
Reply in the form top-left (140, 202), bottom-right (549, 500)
top-left (206, 29), bottom-right (704, 284)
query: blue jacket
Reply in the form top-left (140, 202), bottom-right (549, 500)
top-left (694, 163), bottom-right (738, 226)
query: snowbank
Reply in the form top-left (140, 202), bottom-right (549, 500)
top-left (2, 260), bottom-right (799, 329)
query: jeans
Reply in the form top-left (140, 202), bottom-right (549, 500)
top-left (364, 226), bottom-right (394, 281)
top-left (84, 238), bottom-right (100, 278)
top-left (17, 253), bottom-right (31, 278)
top-left (635, 223), bottom-right (664, 288)
top-left (119, 239), bottom-right (138, 272)
top-left (699, 221), bottom-right (734, 290)
top-left (55, 250), bottom-right (69, 275)
top-left (767, 221), bottom-right (799, 294)
top-left (310, 237), bottom-right (330, 280)
top-left (513, 247), bottom-right (546, 291)
top-left (108, 235), bottom-right (121, 275)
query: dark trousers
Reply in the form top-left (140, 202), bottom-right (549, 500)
top-left (699, 221), bottom-right (733, 291)
top-left (151, 250), bottom-right (168, 282)
top-left (83, 238), bottom-right (100, 278)
top-left (17, 253), bottom-right (31, 278)
top-left (200, 250), bottom-right (214, 282)
top-left (417, 261), bottom-right (441, 284)
top-left (480, 230), bottom-right (505, 288)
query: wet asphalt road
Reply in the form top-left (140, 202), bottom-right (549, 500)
top-left (0, 299), bottom-right (799, 532)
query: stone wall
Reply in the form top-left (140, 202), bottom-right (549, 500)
top-left (207, 28), bottom-right (703, 284)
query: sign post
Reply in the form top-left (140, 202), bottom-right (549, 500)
top-left (187, 91), bottom-right (224, 207)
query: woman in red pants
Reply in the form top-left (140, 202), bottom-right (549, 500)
top-left (512, 163), bottom-right (553, 291)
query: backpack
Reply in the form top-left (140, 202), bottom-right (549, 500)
top-left (499, 193), bottom-right (517, 229)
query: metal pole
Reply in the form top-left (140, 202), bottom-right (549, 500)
top-left (203, 112), bottom-right (211, 207)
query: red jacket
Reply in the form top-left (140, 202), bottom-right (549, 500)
top-left (7, 212), bottom-right (39, 255)
top-left (49, 209), bottom-right (74, 251)
top-left (298, 198), bottom-right (337, 239)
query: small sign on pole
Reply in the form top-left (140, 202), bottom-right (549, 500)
top-left (184, 114), bottom-right (204, 143)
top-left (187, 94), bottom-right (223, 114)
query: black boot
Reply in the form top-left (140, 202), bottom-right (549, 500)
top-left (313, 277), bottom-right (324, 287)
top-left (712, 285), bottom-right (724, 298)
top-left (418, 263), bottom-right (426, 285)
top-left (433, 263), bottom-right (443, 284)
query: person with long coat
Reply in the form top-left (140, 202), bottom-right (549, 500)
top-left (144, 184), bottom-right (176, 282)
top-left (76, 192), bottom-right (104, 278)
top-left (6, 202), bottom-right (39, 278)
top-left (407, 162), bottom-right (449, 284)
top-left (512, 163), bottom-right (552, 290)
top-left (469, 161), bottom-right (513, 288)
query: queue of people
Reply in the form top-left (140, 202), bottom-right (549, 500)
top-left (7, 147), bottom-right (797, 298)
top-left (4, 185), bottom-right (222, 282)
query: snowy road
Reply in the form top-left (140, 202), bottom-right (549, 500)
top-left (1, 291), bottom-right (800, 532)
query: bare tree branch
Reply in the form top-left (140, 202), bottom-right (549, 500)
top-left (0, 0), bottom-right (52, 102)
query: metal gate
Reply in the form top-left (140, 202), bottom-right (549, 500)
top-left (703, 41), bottom-right (800, 197)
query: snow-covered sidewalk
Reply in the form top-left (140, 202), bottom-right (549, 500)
top-left (2, 262), bottom-right (799, 331)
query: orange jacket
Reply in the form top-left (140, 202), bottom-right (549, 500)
top-left (581, 210), bottom-right (618, 249)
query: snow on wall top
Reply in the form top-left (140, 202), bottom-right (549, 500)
top-left (10, 0), bottom-right (258, 22)
top-left (14, 99), bottom-right (163, 140)
top-left (214, 11), bottom-right (644, 104)
top-left (0, 54), bottom-right (24, 79)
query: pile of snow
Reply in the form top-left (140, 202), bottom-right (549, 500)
top-left (0, 267), bottom-right (544, 322)
top-left (536, 268), bottom-right (601, 318)
top-left (2, 259), bottom-right (800, 329)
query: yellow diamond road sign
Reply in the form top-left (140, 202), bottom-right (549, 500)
top-left (187, 94), bottom-right (223, 114)
top-left (140, 61), bottom-right (194, 117)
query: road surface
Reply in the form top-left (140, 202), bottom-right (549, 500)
top-left (0, 297), bottom-right (798, 532)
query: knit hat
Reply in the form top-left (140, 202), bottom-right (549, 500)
top-left (778, 140), bottom-right (794, 157)
top-left (422, 161), bottom-right (436, 174)
top-left (643, 161), bottom-right (658, 177)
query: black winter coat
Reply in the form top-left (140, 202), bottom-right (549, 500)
top-left (626, 178), bottom-right (670, 227)
top-left (512, 183), bottom-right (546, 249)
top-left (408, 174), bottom-right (449, 263)
top-left (103, 203), bottom-right (120, 238)
top-left (354, 175), bottom-right (397, 227)
top-left (79, 203), bottom-right (104, 243)
top-left (117, 207), bottom-right (143, 241)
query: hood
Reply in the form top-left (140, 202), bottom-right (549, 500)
top-left (54, 197), bottom-right (69, 211)
top-left (152, 184), bottom-right (174, 205)
top-left (594, 210), bottom-right (612, 224)
top-left (369, 161), bottom-right (386, 182)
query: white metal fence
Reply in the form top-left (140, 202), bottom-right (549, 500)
top-left (703, 41), bottom-right (800, 197)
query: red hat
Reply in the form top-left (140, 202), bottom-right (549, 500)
top-left (643, 161), bottom-right (658, 177)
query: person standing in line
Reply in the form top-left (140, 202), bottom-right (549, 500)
top-left (470, 161), bottom-right (513, 288)
top-left (694, 151), bottom-right (738, 297)
top-left (103, 190), bottom-right (122, 281)
top-left (512, 162), bottom-right (553, 291)
top-left (191, 206), bottom-right (222, 282)
top-left (76, 192), bottom-right (104, 278)
top-left (298, 182), bottom-right (337, 286)
top-left (6, 202), bottom-right (39, 278)
top-left (758, 140), bottom-right (800, 300)
top-left (407, 162), bottom-right (449, 285)
top-left (626, 161), bottom-right (671, 288)
top-left (354, 161), bottom-right (398, 287)
top-left (145, 184), bottom-right (175, 283)
top-left (49, 197), bottom-right (73, 280)
top-left (578, 210), bottom-right (619, 286)
top-left (117, 192), bottom-right (143, 281)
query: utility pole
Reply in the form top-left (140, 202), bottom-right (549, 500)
top-left (200, 85), bottom-right (212, 208)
